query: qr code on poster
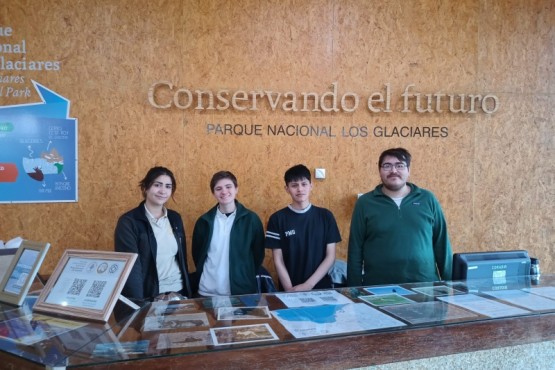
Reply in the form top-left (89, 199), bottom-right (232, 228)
top-left (67, 278), bottom-right (87, 296)
top-left (86, 280), bottom-right (107, 298)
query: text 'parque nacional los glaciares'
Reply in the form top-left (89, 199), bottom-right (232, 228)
top-left (148, 81), bottom-right (500, 114)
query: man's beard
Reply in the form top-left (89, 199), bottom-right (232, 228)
top-left (383, 175), bottom-right (406, 191)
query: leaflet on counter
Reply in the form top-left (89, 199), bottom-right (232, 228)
top-left (438, 293), bottom-right (530, 318)
top-left (275, 290), bottom-right (353, 308)
top-left (272, 302), bottom-right (406, 339)
top-left (482, 289), bottom-right (555, 311)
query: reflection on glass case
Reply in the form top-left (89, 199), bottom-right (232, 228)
top-left (0, 275), bottom-right (553, 369)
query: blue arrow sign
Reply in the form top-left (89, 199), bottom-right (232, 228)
top-left (0, 80), bottom-right (70, 119)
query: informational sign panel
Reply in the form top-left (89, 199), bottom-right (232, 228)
top-left (0, 80), bottom-right (77, 203)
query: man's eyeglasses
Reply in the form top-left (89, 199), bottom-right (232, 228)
top-left (380, 162), bottom-right (407, 171)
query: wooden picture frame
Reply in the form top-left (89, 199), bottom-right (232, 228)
top-left (0, 240), bottom-right (50, 306)
top-left (33, 249), bottom-right (137, 323)
top-left (0, 247), bottom-right (19, 283)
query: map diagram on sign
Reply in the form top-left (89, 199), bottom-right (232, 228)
top-left (0, 80), bottom-right (77, 203)
top-left (23, 147), bottom-right (65, 182)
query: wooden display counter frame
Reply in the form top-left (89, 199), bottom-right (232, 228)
top-left (1, 277), bottom-right (554, 369)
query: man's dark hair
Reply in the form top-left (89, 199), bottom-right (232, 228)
top-left (139, 166), bottom-right (177, 198)
top-left (210, 171), bottom-right (238, 192)
top-left (378, 148), bottom-right (412, 168)
top-left (284, 164), bottom-right (311, 185)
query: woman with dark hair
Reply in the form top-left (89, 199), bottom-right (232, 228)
top-left (115, 166), bottom-right (191, 303)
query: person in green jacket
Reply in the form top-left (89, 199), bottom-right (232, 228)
top-left (347, 148), bottom-right (453, 286)
top-left (192, 171), bottom-right (265, 296)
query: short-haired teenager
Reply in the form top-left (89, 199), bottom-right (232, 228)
top-left (265, 164), bottom-right (341, 291)
top-left (192, 171), bottom-right (265, 296)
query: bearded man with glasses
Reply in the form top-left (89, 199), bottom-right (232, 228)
top-left (347, 147), bottom-right (453, 286)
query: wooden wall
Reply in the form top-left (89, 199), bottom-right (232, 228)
top-left (1, 0), bottom-right (553, 276)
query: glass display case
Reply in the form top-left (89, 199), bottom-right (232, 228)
top-left (1, 275), bottom-right (554, 369)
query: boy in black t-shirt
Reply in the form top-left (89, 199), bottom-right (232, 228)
top-left (265, 164), bottom-right (341, 291)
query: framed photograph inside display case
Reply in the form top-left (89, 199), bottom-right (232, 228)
top-left (33, 249), bottom-right (137, 322)
top-left (0, 240), bottom-right (50, 306)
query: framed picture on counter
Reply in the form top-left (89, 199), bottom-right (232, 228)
top-left (0, 240), bottom-right (50, 306)
top-left (33, 249), bottom-right (137, 322)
